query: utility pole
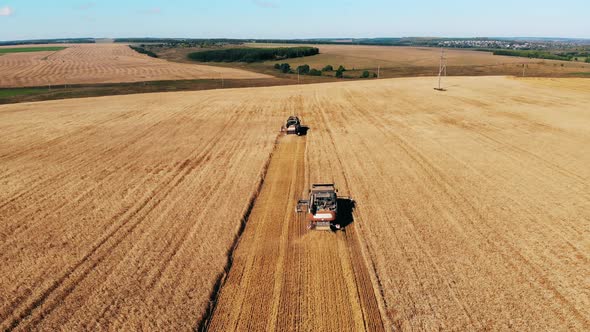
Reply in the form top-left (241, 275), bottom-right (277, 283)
top-left (377, 65), bottom-right (380, 79)
top-left (435, 48), bottom-right (447, 91)
top-left (522, 64), bottom-right (526, 77)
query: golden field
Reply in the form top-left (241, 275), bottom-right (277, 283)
top-left (249, 43), bottom-right (590, 78)
top-left (1, 76), bottom-right (589, 331)
top-left (0, 43), bottom-right (269, 88)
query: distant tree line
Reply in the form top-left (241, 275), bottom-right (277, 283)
top-left (129, 45), bottom-right (158, 58)
top-left (251, 38), bottom-right (447, 47)
top-left (555, 51), bottom-right (590, 57)
top-left (273, 63), bottom-right (331, 76)
top-left (491, 49), bottom-right (571, 61)
top-left (0, 38), bottom-right (95, 46)
top-left (115, 38), bottom-right (244, 45)
top-left (272, 63), bottom-right (376, 79)
top-left (188, 47), bottom-right (319, 63)
top-left (115, 38), bottom-right (413, 47)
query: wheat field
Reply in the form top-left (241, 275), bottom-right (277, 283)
top-left (0, 90), bottom-right (283, 330)
top-left (0, 44), bottom-right (269, 88)
top-left (247, 43), bottom-right (590, 77)
top-left (1, 76), bottom-right (589, 331)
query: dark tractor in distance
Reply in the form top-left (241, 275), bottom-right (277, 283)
top-left (281, 115), bottom-right (303, 135)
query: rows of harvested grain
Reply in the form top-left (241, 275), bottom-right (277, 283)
top-left (0, 90), bottom-right (282, 330)
top-left (0, 44), bottom-right (269, 88)
top-left (206, 90), bottom-right (384, 331)
top-left (302, 93), bottom-right (387, 331)
top-left (1, 77), bottom-right (588, 331)
top-left (207, 136), bottom-right (303, 331)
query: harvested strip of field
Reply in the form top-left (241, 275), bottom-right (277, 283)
top-left (0, 43), bottom-right (270, 88)
top-left (1, 76), bottom-right (589, 331)
top-left (207, 135), bottom-right (384, 331)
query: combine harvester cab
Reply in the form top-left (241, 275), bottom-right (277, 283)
top-left (296, 183), bottom-right (346, 231)
top-left (281, 115), bottom-right (303, 136)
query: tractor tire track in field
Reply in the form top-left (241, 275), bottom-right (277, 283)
top-left (203, 134), bottom-right (384, 331)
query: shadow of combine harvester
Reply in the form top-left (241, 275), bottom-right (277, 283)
top-left (297, 126), bottom-right (310, 136)
top-left (335, 198), bottom-right (355, 230)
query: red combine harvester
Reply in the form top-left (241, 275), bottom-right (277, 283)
top-left (296, 183), bottom-right (351, 231)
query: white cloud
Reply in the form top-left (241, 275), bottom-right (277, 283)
top-left (0, 6), bottom-right (13, 16)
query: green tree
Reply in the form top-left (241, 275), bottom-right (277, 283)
top-left (279, 63), bottom-right (291, 73)
top-left (322, 65), bottom-right (333, 72)
top-left (296, 64), bottom-right (310, 75)
top-left (586, 57), bottom-right (590, 63)
top-left (337, 65), bottom-right (346, 72)
top-left (335, 69), bottom-right (344, 78)
top-left (361, 70), bottom-right (370, 78)
top-left (308, 68), bottom-right (322, 76)
top-left (274, 63), bottom-right (281, 69)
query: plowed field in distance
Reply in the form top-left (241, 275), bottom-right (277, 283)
top-left (0, 43), bottom-right (269, 88)
top-left (1, 76), bottom-right (588, 331)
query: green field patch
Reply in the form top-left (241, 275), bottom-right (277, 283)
top-left (0, 46), bottom-right (67, 54)
top-left (0, 88), bottom-right (48, 98)
top-left (567, 72), bottom-right (590, 76)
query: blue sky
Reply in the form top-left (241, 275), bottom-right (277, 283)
top-left (1, 0), bottom-right (588, 41)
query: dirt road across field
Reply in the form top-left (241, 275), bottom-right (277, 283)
top-left (206, 135), bottom-right (384, 331)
